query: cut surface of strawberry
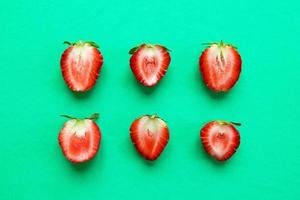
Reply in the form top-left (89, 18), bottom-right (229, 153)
top-left (58, 113), bottom-right (101, 163)
top-left (129, 44), bottom-right (171, 87)
top-left (60, 41), bottom-right (103, 92)
top-left (199, 41), bottom-right (242, 92)
top-left (200, 120), bottom-right (240, 161)
top-left (130, 114), bottom-right (169, 160)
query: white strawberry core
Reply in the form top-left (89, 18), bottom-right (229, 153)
top-left (66, 119), bottom-right (88, 137)
top-left (205, 44), bottom-right (238, 88)
top-left (136, 116), bottom-right (167, 153)
top-left (209, 124), bottom-right (235, 157)
top-left (138, 116), bottom-right (166, 134)
top-left (137, 48), bottom-right (164, 86)
top-left (210, 45), bottom-right (231, 70)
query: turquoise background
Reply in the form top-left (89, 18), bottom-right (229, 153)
top-left (1, 0), bottom-right (300, 199)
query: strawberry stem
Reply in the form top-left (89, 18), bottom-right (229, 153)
top-left (150, 114), bottom-right (158, 119)
top-left (202, 42), bottom-right (216, 46)
top-left (63, 41), bottom-right (73, 46)
top-left (85, 41), bottom-right (99, 48)
top-left (129, 45), bottom-right (140, 54)
top-left (220, 40), bottom-right (224, 46)
top-left (86, 113), bottom-right (99, 121)
top-left (231, 122), bottom-right (242, 126)
top-left (60, 114), bottom-right (75, 119)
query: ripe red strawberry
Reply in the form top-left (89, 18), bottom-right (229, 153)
top-left (129, 44), bottom-right (171, 87)
top-left (200, 120), bottom-right (241, 161)
top-left (130, 114), bottom-right (169, 160)
top-left (58, 113), bottom-right (101, 163)
top-left (199, 41), bottom-right (242, 92)
top-left (60, 41), bottom-right (103, 92)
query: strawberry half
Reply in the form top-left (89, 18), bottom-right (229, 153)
top-left (129, 44), bottom-right (171, 87)
top-left (199, 41), bottom-right (242, 92)
top-left (60, 41), bottom-right (103, 92)
top-left (58, 113), bottom-right (101, 163)
top-left (130, 114), bottom-right (169, 161)
top-left (200, 120), bottom-right (240, 161)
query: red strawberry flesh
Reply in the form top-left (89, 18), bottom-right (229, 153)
top-left (130, 115), bottom-right (169, 160)
top-left (130, 44), bottom-right (171, 87)
top-left (58, 114), bottom-right (101, 163)
top-left (200, 121), bottom-right (240, 161)
top-left (199, 42), bottom-right (241, 92)
top-left (60, 41), bottom-right (103, 92)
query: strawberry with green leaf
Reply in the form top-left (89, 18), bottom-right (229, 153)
top-left (58, 113), bottom-right (101, 163)
top-left (199, 41), bottom-right (242, 92)
top-left (60, 41), bottom-right (104, 92)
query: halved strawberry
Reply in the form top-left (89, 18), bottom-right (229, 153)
top-left (200, 120), bottom-right (240, 161)
top-left (130, 114), bottom-right (169, 160)
top-left (129, 44), bottom-right (171, 87)
top-left (60, 41), bottom-right (103, 92)
top-left (199, 41), bottom-right (242, 92)
top-left (58, 113), bottom-right (101, 163)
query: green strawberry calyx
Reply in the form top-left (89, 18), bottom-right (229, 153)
top-left (216, 120), bottom-right (241, 126)
top-left (63, 41), bottom-right (99, 48)
top-left (202, 40), bottom-right (237, 49)
top-left (60, 113), bottom-right (99, 121)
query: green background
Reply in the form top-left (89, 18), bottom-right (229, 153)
top-left (1, 0), bottom-right (300, 199)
